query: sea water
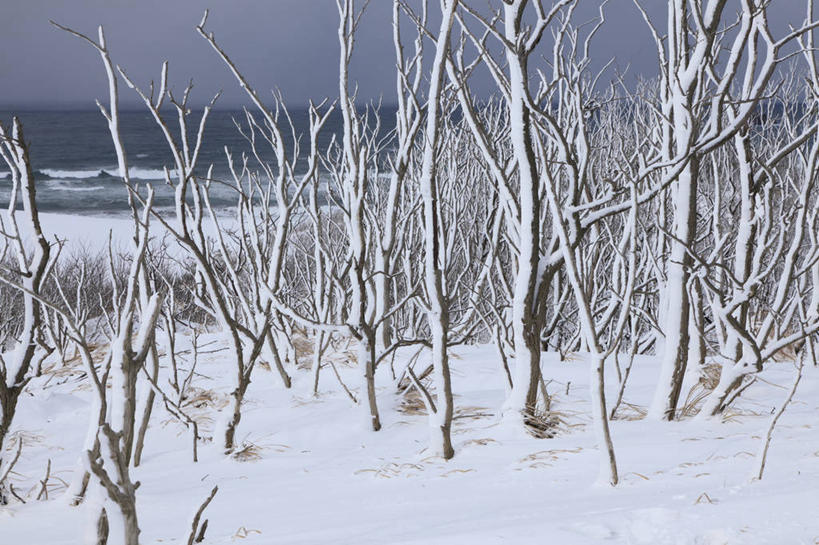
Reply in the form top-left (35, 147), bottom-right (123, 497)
top-left (0, 108), bottom-right (377, 215)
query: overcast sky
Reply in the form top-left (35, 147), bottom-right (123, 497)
top-left (0, 1), bottom-right (811, 109)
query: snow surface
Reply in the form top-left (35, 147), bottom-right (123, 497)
top-left (2, 342), bottom-right (818, 544)
top-left (1, 215), bottom-right (818, 544)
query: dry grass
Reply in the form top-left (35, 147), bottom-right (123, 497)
top-left (354, 460), bottom-right (476, 479)
top-left (518, 447), bottom-right (583, 469)
top-left (613, 402), bottom-right (647, 421)
top-left (454, 405), bottom-right (493, 421)
top-left (183, 387), bottom-right (230, 411)
top-left (461, 438), bottom-right (498, 447)
top-left (721, 406), bottom-right (764, 423)
top-left (699, 363), bottom-right (722, 390)
top-left (53, 343), bottom-right (105, 368)
top-left (623, 472), bottom-right (651, 481)
top-left (679, 386), bottom-right (712, 418)
top-left (232, 527), bottom-right (262, 539)
top-left (174, 387), bottom-right (229, 437)
top-left (354, 462), bottom-right (426, 479)
top-left (678, 364), bottom-right (722, 418)
top-left (523, 408), bottom-right (563, 439)
top-left (397, 388), bottom-right (428, 416)
top-left (695, 492), bottom-right (717, 504)
top-left (231, 441), bottom-right (263, 462)
top-left (440, 468), bottom-right (476, 477)
top-left (334, 350), bottom-right (358, 368)
top-left (397, 387), bottom-right (492, 421)
top-left (24, 468), bottom-right (70, 500)
top-left (291, 328), bottom-right (314, 369)
top-left (42, 361), bottom-right (84, 379)
top-left (6, 430), bottom-right (45, 451)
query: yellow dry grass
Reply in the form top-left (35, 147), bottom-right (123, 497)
top-left (231, 441), bottom-right (263, 462)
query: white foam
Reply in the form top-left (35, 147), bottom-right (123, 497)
top-left (40, 168), bottom-right (115, 179)
top-left (130, 167), bottom-right (174, 179)
top-left (39, 167), bottom-right (173, 180)
top-left (48, 181), bottom-right (105, 192)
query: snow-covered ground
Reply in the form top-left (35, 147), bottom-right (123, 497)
top-left (2, 334), bottom-right (818, 544)
top-left (3, 214), bottom-right (818, 544)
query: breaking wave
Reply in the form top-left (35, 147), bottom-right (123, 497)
top-left (38, 167), bottom-right (172, 180)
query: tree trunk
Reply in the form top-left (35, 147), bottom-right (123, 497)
top-left (649, 158), bottom-right (698, 420)
top-left (358, 331), bottom-right (381, 432)
top-left (502, 0), bottom-right (543, 424)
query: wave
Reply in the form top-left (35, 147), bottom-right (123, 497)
top-left (130, 167), bottom-right (175, 180)
top-left (38, 167), bottom-right (174, 181)
top-left (48, 181), bottom-right (106, 192)
top-left (39, 168), bottom-right (117, 179)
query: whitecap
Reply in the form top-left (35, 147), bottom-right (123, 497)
top-left (41, 168), bottom-right (116, 179)
top-left (130, 167), bottom-right (176, 179)
top-left (49, 181), bottom-right (106, 192)
top-left (39, 167), bottom-right (173, 181)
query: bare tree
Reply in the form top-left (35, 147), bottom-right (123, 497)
top-left (413, 0), bottom-right (459, 459)
top-left (0, 118), bottom-right (54, 504)
top-left (636, 0), bottom-right (818, 420)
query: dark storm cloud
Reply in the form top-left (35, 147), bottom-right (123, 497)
top-left (0, 1), bottom-right (811, 109)
top-left (0, 0), bottom-right (394, 108)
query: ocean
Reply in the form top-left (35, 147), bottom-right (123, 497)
top-left (0, 108), bottom-right (369, 215)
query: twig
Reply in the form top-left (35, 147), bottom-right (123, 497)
top-left (186, 485), bottom-right (218, 545)
top-left (328, 359), bottom-right (357, 403)
top-left (9, 483), bottom-right (25, 503)
top-left (406, 364), bottom-right (437, 414)
top-left (751, 354), bottom-right (804, 481)
top-left (37, 459), bottom-right (52, 500)
top-left (0, 439), bottom-right (23, 486)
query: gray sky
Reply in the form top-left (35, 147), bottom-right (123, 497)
top-left (0, 1), bottom-right (810, 109)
